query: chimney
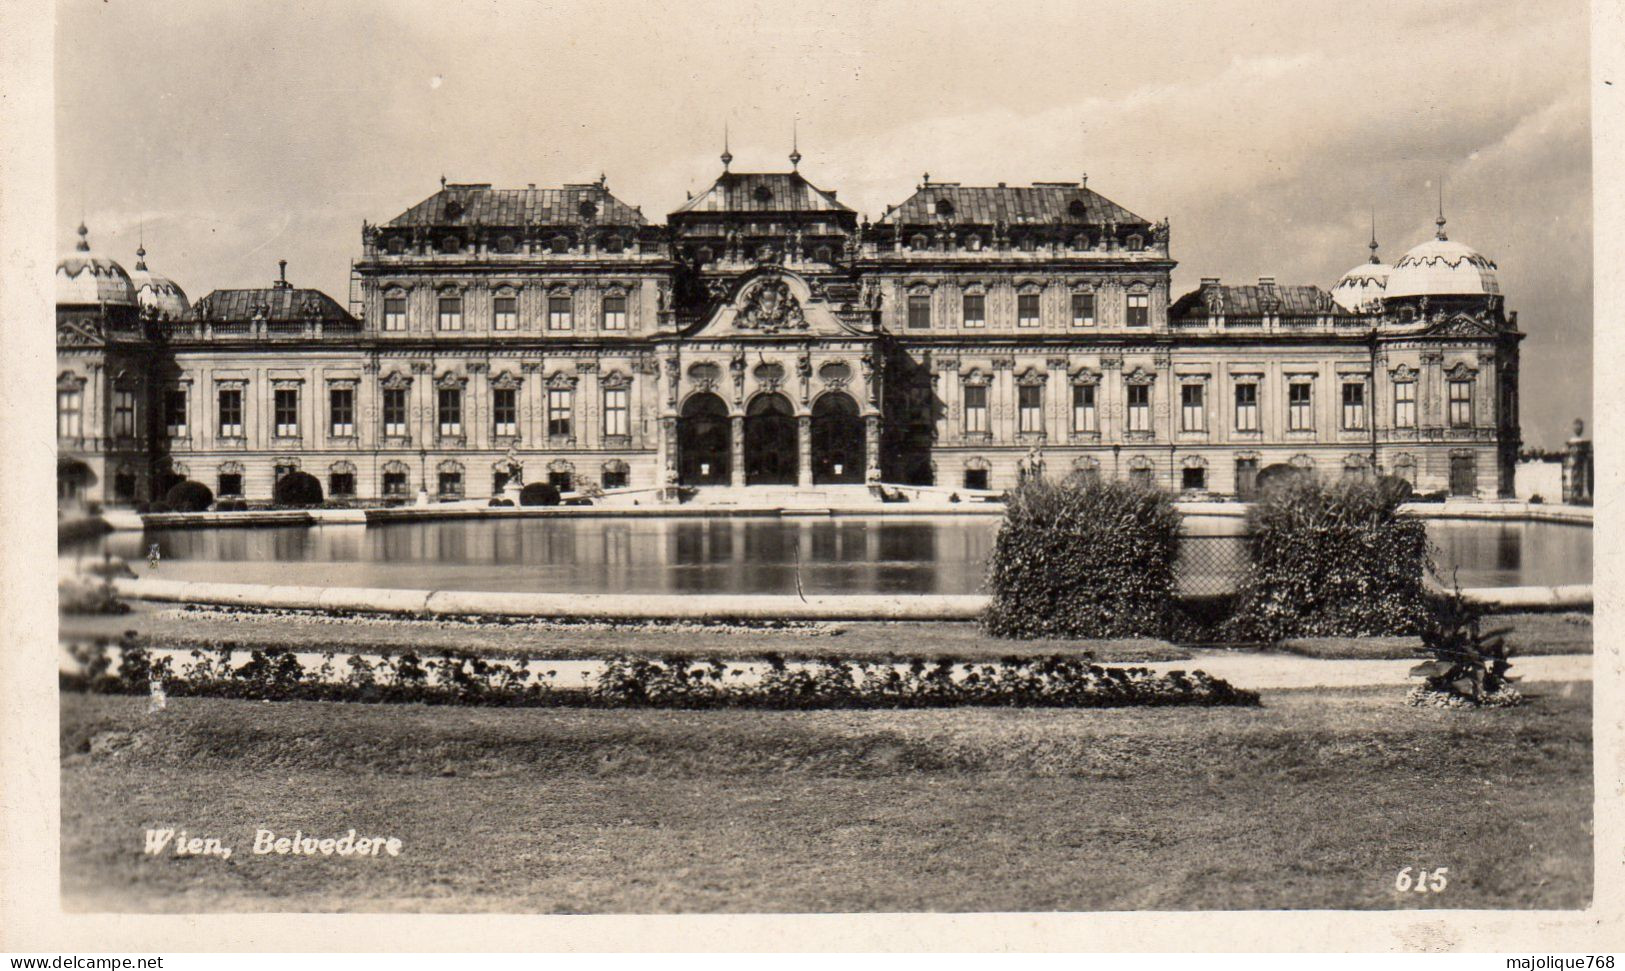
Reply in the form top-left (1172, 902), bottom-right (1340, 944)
top-left (1257, 275), bottom-right (1275, 288)
top-left (1080, 174), bottom-right (1088, 188)
top-left (1200, 277), bottom-right (1221, 288)
top-left (997, 182), bottom-right (1007, 188)
top-left (275, 260), bottom-right (290, 289)
top-left (828, 190), bottom-right (837, 200)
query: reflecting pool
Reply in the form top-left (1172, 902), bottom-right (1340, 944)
top-left (69, 515), bottom-right (1591, 596)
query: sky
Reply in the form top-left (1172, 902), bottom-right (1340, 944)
top-left (55, 0), bottom-right (1593, 448)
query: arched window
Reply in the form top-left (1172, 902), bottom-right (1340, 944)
top-left (753, 185), bottom-right (773, 203)
top-left (548, 458), bottom-right (575, 493)
top-left (935, 198), bottom-right (955, 218)
top-left (1068, 199), bottom-right (1088, 219)
top-left (440, 235), bottom-right (462, 254)
top-left (386, 236), bottom-right (406, 254)
top-left (814, 245), bottom-right (833, 263)
top-left (549, 235), bottom-right (570, 254)
top-left (579, 200), bottom-right (598, 220)
top-left (910, 234), bottom-right (930, 252)
top-left (602, 459), bottom-right (630, 490)
top-left (495, 235), bottom-right (517, 254)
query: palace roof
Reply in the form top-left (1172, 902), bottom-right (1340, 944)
top-left (387, 183), bottom-right (650, 228)
top-left (1170, 282), bottom-right (1343, 318)
top-left (879, 182), bottom-right (1150, 227)
top-left (670, 171), bottom-right (852, 216)
top-left (191, 286), bottom-right (355, 324)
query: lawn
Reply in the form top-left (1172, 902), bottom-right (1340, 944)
top-left (58, 603), bottom-right (1194, 662)
top-left (1275, 612), bottom-right (1592, 660)
top-left (60, 682), bottom-right (1592, 912)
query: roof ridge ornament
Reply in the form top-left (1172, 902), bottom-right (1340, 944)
top-left (721, 123), bottom-right (733, 171)
top-left (1435, 174), bottom-right (1448, 241)
top-left (1369, 208), bottom-right (1381, 264)
top-left (789, 119), bottom-right (801, 171)
top-left (76, 222), bottom-right (90, 252)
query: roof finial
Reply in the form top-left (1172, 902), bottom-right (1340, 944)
top-left (789, 119), bottom-right (801, 170)
top-left (1368, 208), bottom-right (1380, 264)
top-left (1435, 173), bottom-right (1447, 240)
top-left (75, 221), bottom-right (90, 253)
top-left (136, 217), bottom-right (147, 269)
top-left (721, 123), bottom-right (733, 171)
top-left (440, 174), bottom-right (447, 190)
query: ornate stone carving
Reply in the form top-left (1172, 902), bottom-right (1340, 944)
top-left (546, 370), bottom-right (579, 390)
top-left (688, 361), bottom-right (722, 392)
top-left (818, 360), bottom-right (853, 389)
top-left (490, 370), bottom-right (523, 390)
top-left (736, 278), bottom-right (807, 332)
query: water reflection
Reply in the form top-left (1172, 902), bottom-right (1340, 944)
top-left (80, 515), bottom-right (1589, 595)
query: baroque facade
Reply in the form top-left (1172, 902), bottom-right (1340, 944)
top-left (55, 155), bottom-right (1522, 504)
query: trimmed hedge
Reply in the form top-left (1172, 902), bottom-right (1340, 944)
top-left (519, 482), bottom-right (561, 506)
top-left (1225, 477), bottom-right (1431, 641)
top-left (983, 478), bottom-right (1181, 639)
top-left (59, 639), bottom-right (1260, 709)
top-left (273, 470), bottom-right (323, 506)
top-left (163, 479), bottom-right (214, 512)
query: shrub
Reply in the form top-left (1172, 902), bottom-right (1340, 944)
top-left (519, 482), bottom-right (561, 506)
top-left (163, 479), bottom-right (214, 512)
top-left (983, 477), bottom-right (1181, 639)
top-left (1407, 583), bottom-right (1522, 708)
top-left (488, 498), bottom-right (514, 507)
top-left (147, 500), bottom-right (172, 514)
top-left (273, 470), bottom-right (323, 506)
top-left (1529, 494), bottom-right (1545, 505)
top-left (1226, 477), bottom-right (1431, 641)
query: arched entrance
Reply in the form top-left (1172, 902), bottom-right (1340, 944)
top-left (811, 392), bottom-right (864, 484)
top-left (744, 393), bottom-right (797, 485)
top-left (678, 393), bottom-right (730, 486)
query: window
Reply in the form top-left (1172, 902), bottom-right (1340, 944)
top-left (274, 461), bottom-right (298, 482)
top-left (493, 293), bottom-right (517, 331)
top-left (961, 293), bottom-right (985, 328)
top-left (548, 388), bottom-right (573, 438)
top-left (437, 292), bottom-right (462, 331)
top-left (1126, 292), bottom-right (1150, 326)
top-left (329, 387), bottom-right (354, 437)
top-left (548, 295), bottom-right (573, 331)
top-left (438, 387), bottom-right (462, 437)
top-left (1071, 292), bottom-right (1095, 327)
top-left (493, 388), bottom-right (517, 437)
top-left (1017, 293), bottom-right (1040, 328)
top-left (1127, 383), bottom-right (1151, 433)
top-left (383, 293), bottom-right (406, 331)
top-left (57, 387), bottom-right (82, 439)
top-left (1234, 382), bottom-right (1259, 432)
top-left (1017, 384), bottom-right (1043, 433)
top-left (1394, 380), bottom-right (1417, 428)
top-left (1182, 466), bottom-right (1206, 491)
top-left (218, 388), bottom-right (243, 438)
top-left (329, 472), bottom-right (355, 496)
top-left (382, 388), bottom-right (407, 437)
top-left (1449, 379), bottom-right (1473, 427)
top-left (602, 294), bottom-right (627, 331)
top-left (1072, 384), bottom-right (1097, 433)
top-left (1235, 457), bottom-right (1259, 499)
top-left (383, 471), bottom-right (409, 496)
top-left (964, 467), bottom-right (989, 491)
top-left (1341, 381), bottom-right (1366, 430)
top-left (550, 235), bottom-right (570, 254)
top-left (218, 473), bottom-right (243, 497)
top-left (438, 471), bottom-right (463, 498)
top-left (273, 388), bottom-right (300, 438)
top-left (1126, 235), bottom-right (1145, 252)
top-left (164, 388), bottom-right (187, 437)
top-left (1129, 465), bottom-right (1154, 487)
top-left (963, 384), bottom-right (988, 434)
top-left (907, 294), bottom-right (931, 329)
top-left (549, 468), bottom-right (573, 492)
top-left (112, 389), bottom-right (136, 439)
top-left (1180, 383), bottom-right (1205, 432)
top-left (602, 463), bottom-right (629, 490)
top-left (1288, 381), bottom-right (1313, 431)
top-left (910, 234), bottom-right (930, 252)
top-left (604, 387), bottom-right (629, 437)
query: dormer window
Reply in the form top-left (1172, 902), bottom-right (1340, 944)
top-left (695, 246), bottom-right (714, 265)
top-left (910, 234), bottom-right (930, 251)
top-left (935, 199), bottom-right (955, 218)
top-left (495, 235), bottom-right (517, 254)
top-left (386, 236), bottom-right (406, 254)
top-left (550, 235), bottom-right (570, 254)
top-left (1126, 234), bottom-right (1145, 252)
top-left (964, 234), bottom-right (983, 252)
top-left (579, 200), bottom-right (597, 220)
top-left (813, 245), bottom-right (832, 263)
top-left (753, 185), bottom-right (773, 203)
top-left (1068, 199), bottom-right (1088, 219)
top-left (602, 235), bottom-right (625, 253)
top-left (440, 236), bottom-right (462, 254)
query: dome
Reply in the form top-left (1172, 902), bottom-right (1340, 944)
top-left (127, 245), bottom-right (191, 320)
top-left (56, 223), bottom-right (136, 307)
top-left (1331, 259), bottom-right (1389, 312)
top-left (1382, 219), bottom-right (1500, 300)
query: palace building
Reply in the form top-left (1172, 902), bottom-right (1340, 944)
top-left (55, 151), bottom-right (1522, 505)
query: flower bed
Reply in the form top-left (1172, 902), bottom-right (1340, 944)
top-left (60, 639), bottom-right (1259, 710)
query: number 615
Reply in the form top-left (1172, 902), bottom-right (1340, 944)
top-left (1395, 867), bottom-right (1449, 893)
